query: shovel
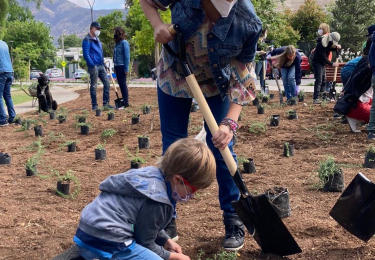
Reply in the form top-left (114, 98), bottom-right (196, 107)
top-left (270, 61), bottom-right (283, 105)
top-left (165, 24), bottom-right (301, 256)
top-left (328, 50), bottom-right (339, 101)
top-left (330, 172), bottom-right (375, 242)
top-left (105, 62), bottom-right (124, 109)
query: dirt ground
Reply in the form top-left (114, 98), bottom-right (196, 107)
top-left (1, 87), bottom-right (375, 260)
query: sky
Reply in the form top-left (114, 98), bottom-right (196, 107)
top-left (68, 0), bottom-right (125, 10)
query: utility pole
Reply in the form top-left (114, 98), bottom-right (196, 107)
top-left (86, 0), bottom-right (96, 22)
top-left (62, 32), bottom-right (65, 78)
top-left (28, 59), bottom-right (31, 83)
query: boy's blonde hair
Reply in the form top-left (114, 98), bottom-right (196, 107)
top-left (319, 23), bottom-right (330, 35)
top-left (273, 45), bottom-right (296, 69)
top-left (158, 138), bottom-right (216, 190)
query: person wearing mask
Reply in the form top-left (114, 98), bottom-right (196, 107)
top-left (82, 21), bottom-right (114, 111)
top-left (254, 28), bottom-right (268, 93)
top-left (0, 40), bottom-right (16, 126)
top-left (113, 27), bottom-right (131, 107)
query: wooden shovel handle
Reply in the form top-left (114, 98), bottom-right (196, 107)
top-left (168, 25), bottom-right (176, 35)
top-left (333, 58), bottom-right (339, 82)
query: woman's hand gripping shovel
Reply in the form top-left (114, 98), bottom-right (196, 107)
top-left (105, 61), bottom-right (124, 109)
top-left (164, 25), bottom-right (301, 256)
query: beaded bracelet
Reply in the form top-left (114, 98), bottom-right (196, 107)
top-left (219, 117), bottom-right (239, 134)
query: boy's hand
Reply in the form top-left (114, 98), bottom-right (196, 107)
top-left (164, 239), bottom-right (182, 253)
top-left (169, 252), bottom-right (191, 260)
top-left (154, 23), bottom-right (174, 44)
top-left (212, 124), bottom-right (234, 150)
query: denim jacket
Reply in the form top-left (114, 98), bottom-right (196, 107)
top-left (113, 40), bottom-right (131, 73)
top-left (155, 0), bottom-right (262, 99)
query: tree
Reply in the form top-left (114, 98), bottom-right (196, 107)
top-left (57, 34), bottom-right (82, 49)
top-left (0, 0), bottom-right (9, 39)
top-left (6, 0), bottom-right (34, 22)
top-left (330, 0), bottom-right (375, 52)
top-left (97, 10), bottom-right (127, 57)
top-left (290, 0), bottom-right (327, 43)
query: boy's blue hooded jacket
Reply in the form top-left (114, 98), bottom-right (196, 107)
top-left (82, 34), bottom-right (105, 68)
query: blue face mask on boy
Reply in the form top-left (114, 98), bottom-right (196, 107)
top-left (171, 182), bottom-right (195, 202)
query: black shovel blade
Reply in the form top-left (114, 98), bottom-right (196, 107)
top-left (330, 172), bottom-right (375, 242)
top-left (232, 194), bottom-right (302, 256)
top-left (279, 92), bottom-right (283, 104)
top-left (115, 98), bottom-right (124, 109)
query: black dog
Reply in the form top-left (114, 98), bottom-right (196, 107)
top-left (37, 74), bottom-right (58, 113)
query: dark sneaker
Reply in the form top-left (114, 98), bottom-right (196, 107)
top-left (164, 218), bottom-right (178, 241)
top-left (313, 99), bottom-right (322, 104)
top-left (8, 117), bottom-right (14, 124)
top-left (223, 213), bottom-right (245, 251)
top-left (368, 132), bottom-right (375, 140)
top-left (92, 105), bottom-right (98, 111)
top-left (0, 121), bottom-right (9, 127)
top-left (104, 103), bottom-right (115, 109)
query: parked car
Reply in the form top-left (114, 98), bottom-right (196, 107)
top-left (151, 68), bottom-right (157, 80)
top-left (73, 69), bottom-right (88, 79)
top-left (30, 71), bottom-right (42, 80)
top-left (45, 68), bottom-right (64, 79)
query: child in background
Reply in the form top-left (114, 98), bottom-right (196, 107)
top-left (73, 138), bottom-right (216, 260)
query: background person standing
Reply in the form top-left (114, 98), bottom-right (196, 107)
top-left (0, 40), bottom-right (16, 127)
top-left (82, 21), bottom-right (113, 110)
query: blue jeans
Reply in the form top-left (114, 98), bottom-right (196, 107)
top-left (0, 72), bottom-right (16, 123)
top-left (255, 61), bottom-right (267, 88)
top-left (88, 65), bottom-right (110, 108)
top-left (313, 62), bottom-right (327, 99)
top-left (115, 65), bottom-right (129, 104)
top-left (157, 87), bottom-right (240, 213)
top-left (281, 65), bottom-right (296, 100)
top-left (79, 241), bottom-right (163, 260)
top-left (366, 76), bottom-right (375, 132)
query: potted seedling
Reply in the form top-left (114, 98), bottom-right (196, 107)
top-left (33, 124), bottom-right (43, 137)
top-left (142, 104), bottom-right (152, 114)
top-left (74, 112), bottom-right (88, 124)
top-left (317, 156), bottom-right (344, 192)
top-left (138, 135), bottom-right (150, 149)
top-left (62, 141), bottom-right (78, 152)
top-left (96, 108), bottom-right (102, 117)
top-left (95, 142), bottom-right (106, 160)
top-left (262, 95), bottom-right (270, 103)
top-left (77, 122), bottom-right (91, 135)
top-left (269, 93), bottom-right (275, 99)
top-left (25, 154), bottom-right (40, 176)
top-left (298, 90), bottom-right (305, 102)
top-left (22, 118), bottom-right (34, 130)
top-left (0, 152), bottom-right (11, 165)
top-left (257, 104), bottom-right (265, 114)
top-left (101, 128), bottom-right (117, 139)
top-left (265, 187), bottom-right (291, 219)
top-left (57, 107), bottom-right (68, 123)
top-left (243, 158), bottom-right (256, 174)
top-left (124, 146), bottom-right (146, 169)
top-left (253, 97), bottom-right (260, 106)
top-left (58, 114), bottom-right (67, 123)
top-left (283, 142), bottom-right (294, 157)
top-left (132, 114), bottom-right (140, 124)
top-left (270, 115), bottom-right (280, 127)
top-left (286, 109), bottom-right (297, 120)
top-left (107, 110), bottom-right (115, 121)
top-left (12, 115), bottom-right (22, 125)
top-left (54, 170), bottom-right (80, 198)
top-left (49, 109), bottom-right (56, 120)
top-left (248, 122), bottom-right (267, 134)
top-left (364, 144), bottom-right (375, 168)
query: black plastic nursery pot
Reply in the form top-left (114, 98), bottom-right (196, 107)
top-left (364, 151), bottom-right (375, 168)
top-left (265, 187), bottom-right (291, 219)
top-left (283, 144), bottom-right (294, 157)
top-left (49, 112), bottom-right (56, 120)
top-left (257, 106), bottom-right (265, 114)
top-left (262, 97), bottom-right (269, 103)
top-left (26, 166), bottom-right (37, 176)
top-left (143, 106), bottom-right (151, 114)
top-left (288, 99), bottom-right (297, 106)
top-left (0, 153), bottom-right (11, 165)
top-left (131, 161), bottom-right (142, 169)
top-left (323, 169), bottom-right (344, 192)
top-left (138, 137), bottom-right (150, 149)
top-left (78, 117), bottom-right (86, 123)
top-left (34, 125), bottom-right (43, 137)
top-left (243, 158), bottom-right (256, 174)
top-left (59, 116), bottom-right (66, 123)
top-left (95, 149), bottom-right (106, 160)
top-left (14, 118), bottom-right (22, 125)
top-left (190, 105), bottom-right (198, 112)
top-left (108, 113), bottom-right (115, 121)
top-left (269, 93), bottom-right (275, 100)
top-left (132, 116), bottom-right (140, 125)
top-left (81, 125), bottom-right (90, 135)
top-left (253, 98), bottom-right (259, 106)
top-left (270, 115), bottom-right (280, 127)
top-left (298, 96), bottom-right (304, 102)
top-left (288, 111), bottom-right (298, 120)
top-left (57, 180), bottom-right (70, 196)
top-left (96, 110), bottom-right (102, 116)
top-left (67, 142), bottom-right (76, 152)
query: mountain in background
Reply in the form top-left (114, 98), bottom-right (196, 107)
top-left (279, 0), bottom-right (336, 10)
top-left (17, 0), bottom-right (125, 43)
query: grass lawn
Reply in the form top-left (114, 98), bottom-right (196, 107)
top-left (8, 91), bottom-right (33, 105)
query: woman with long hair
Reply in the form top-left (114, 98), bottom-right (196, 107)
top-left (268, 45), bottom-right (302, 103)
top-left (113, 27), bottom-right (130, 107)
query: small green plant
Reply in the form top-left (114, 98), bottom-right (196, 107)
top-left (53, 170), bottom-right (80, 199)
top-left (248, 122), bottom-right (267, 134)
top-left (25, 142), bottom-right (43, 170)
top-left (96, 142), bottom-right (106, 150)
top-left (196, 249), bottom-right (237, 260)
top-left (262, 95), bottom-right (270, 102)
top-left (286, 109), bottom-right (296, 116)
top-left (16, 118), bottom-right (35, 132)
top-left (38, 111), bottom-right (48, 117)
top-left (256, 92), bottom-right (264, 100)
top-left (74, 113), bottom-right (88, 122)
top-left (77, 122), bottom-right (92, 128)
top-left (61, 140), bottom-right (78, 147)
top-left (48, 109), bottom-right (55, 114)
top-left (258, 104), bottom-right (265, 109)
top-left (284, 142), bottom-right (290, 157)
top-left (298, 90), bottom-right (305, 99)
top-left (132, 114), bottom-right (140, 118)
top-left (107, 110), bottom-right (115, 115)
top-left (317, 156), bottom-right (341, 188)
top-left (138, 134), bottom-right (149, 139)
top-left (141, 104), bottom-right (151, 110)
top-left (58, 107), bottom-right (69, 116)
top-left (320, 100), bottom-right (327, 107)
top-left (124, 146), bottom-right (146, 164)
top-left (102, 105), bottom-right (112, 111)
top-left (237, 157), bottom-right (249, 169)
top-left (367, 144), bottom-right (375, 154)
top-left (101, 128), bottom-right (117, 139)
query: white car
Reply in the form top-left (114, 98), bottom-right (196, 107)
top-left (45, 68), bottom-right (64, 79)
top-left (74, 69), bottom-right (88, 79)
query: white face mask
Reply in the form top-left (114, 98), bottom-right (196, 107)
top-left (318, 29), bottom-right (323, 36)
top-left (94, 30), bottom-right (101, 37)
top-left (210, 0), bottom-right (238, 18)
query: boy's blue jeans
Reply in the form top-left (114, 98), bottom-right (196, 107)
top-left (0, 72), bottom-right (16, 124)
top-left (281, 65), bottom-right (296, 100)
top-left (88, 65), bottom-right (111, 109)
top-left (255, 60), bottom-right (267, 88)
top-left (157, 87), bottom-right (240, 214)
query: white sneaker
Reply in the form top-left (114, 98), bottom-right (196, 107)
top-left (347, 117), bottom-right (361, 133)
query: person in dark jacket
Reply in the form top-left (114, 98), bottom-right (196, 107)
top-left (268, 45), bottom-right (301, 102)
top-left (113, 27), bottom-right (131, 107)
top-left (255, 28), bottom-right (268, 92)
top-left (366, 26), bottom-right (375, 140)
top-left (312, 32), bottom-right (340, 104)
top-left (82, 21), bottom-right (113, 111)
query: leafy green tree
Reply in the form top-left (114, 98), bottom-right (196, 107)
top-left (330, 0), bottom-right (375, 51)
top-left (290, 0), bottom-right (327, 42)
top-left (13, 43), bottom-right (40, 84)
top-left (57, 34), bottom-right (83, 49)
top-left (7, 0), bottom-right (34, 22)
top-left (97, 10), bottom-right (127, 57)
top-left (0, 0), bottom-right (9, 39)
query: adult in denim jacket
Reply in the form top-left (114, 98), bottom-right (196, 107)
top-left (141, 0), bottom-right (262, 251)
top-left (82, 21), bottom-right (113, 110)
top-left (0, 40), bottom-right (16, 126)
top-left (113, 27), bottom-right (131, 107)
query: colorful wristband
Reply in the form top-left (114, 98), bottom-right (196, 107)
top-left (219, 117), bottom-right (239, 134)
